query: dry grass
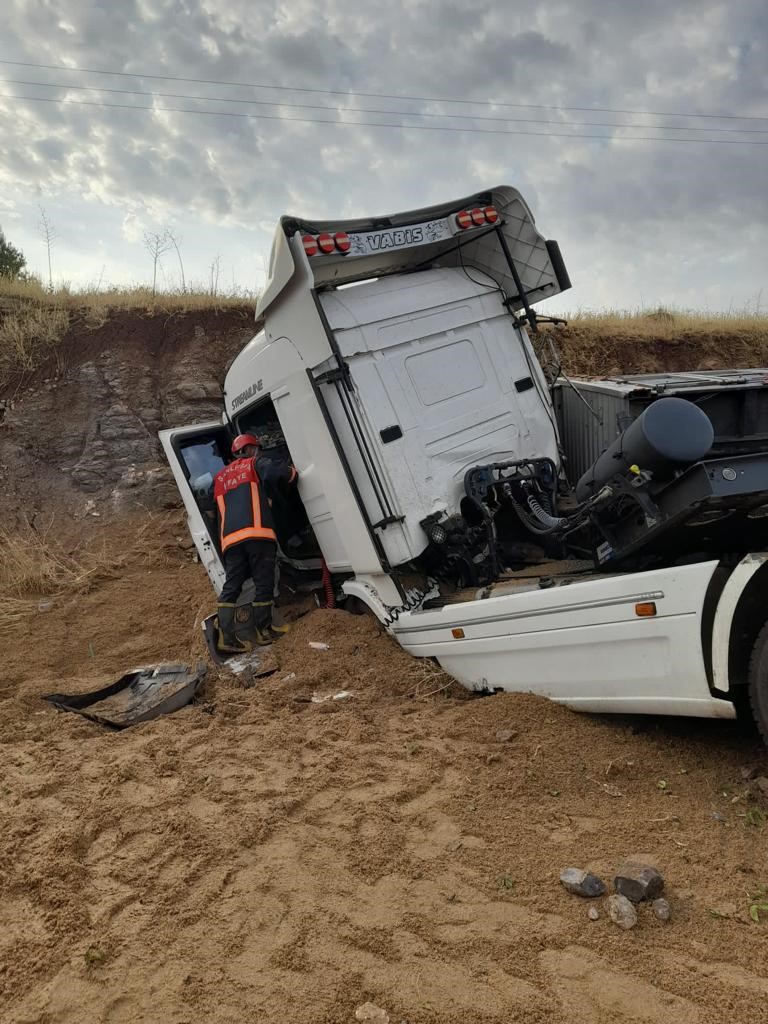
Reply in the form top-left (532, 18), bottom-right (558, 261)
top-left (551, 304), bottom-right (768, 337)
top-left (0, 522), bottom-right (118, 637)
top-left (0, 277), bottom-right (254, 388)
top-left (0, 276), bottom-right (254, 315)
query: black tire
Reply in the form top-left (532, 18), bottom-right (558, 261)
top-left (747, 620), bottom-right (768, 746)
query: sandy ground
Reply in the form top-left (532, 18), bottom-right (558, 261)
top-left (3, 515), bottom-right (768, 1024)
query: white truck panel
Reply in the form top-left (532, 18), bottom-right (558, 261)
top-left (320, 268), bottom-right (559, 565)
top-left (393, 560), bottom-right (735, 717)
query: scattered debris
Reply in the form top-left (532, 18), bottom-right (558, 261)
top-left (309, 641), bottom-right (330, 651)
top-left (282, 672), bottom-right (297, 682)
top-left (41, 662), bottom-right (206, 729)
top-left (614, 863), bottom-right (665, 903)
top-left (494, 728), bottom-right (517, 743)
top-left (712, 811), bottom-right (727, 822)
top-left (311, 690), bottom-right (353, 704)
top-left (355, 1003), bottom-right (390, 1023)
top-left (37, 598), bottom-right (54, 612)
top-left (607, 893), bottom-right (638, 930)
top-left (653, 897), bottom-right (672, 922)
top-left (560, 867), bottom-right (606, 898)
top-left (588, 905), bottom-right (600, 921)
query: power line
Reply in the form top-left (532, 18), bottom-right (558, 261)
top-left (5, 77), bottom-right (767, 134)
top-left (2, 90), bottom-right (767, 144)
top-left (1, 56), bottom-right (766, 122)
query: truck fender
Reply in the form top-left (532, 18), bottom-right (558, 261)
top-left (340, 578), bottom-right (392, 624)
top-left (712, 553), bottom-right (768, 693)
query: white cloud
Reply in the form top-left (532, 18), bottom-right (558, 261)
top-left (0, 0), bottom-right (765, 305)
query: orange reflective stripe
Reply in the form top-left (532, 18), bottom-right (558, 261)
top-left (216, 494), bottom-right (226, 546)
top-left (221, 525), bottom-right (277, 550)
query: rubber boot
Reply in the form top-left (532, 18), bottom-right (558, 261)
top-left (233, 602), bottom-right (272, 647)
top-left (216, 603), bottom-right (251, 653)
top-left (253, 601), bottom-right (290, 642)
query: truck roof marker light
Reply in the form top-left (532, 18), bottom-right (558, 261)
top-left (483, 205), bottom-right (499, 223)
top-left (470, 207), bottom-right (486, 226)
top-left (451, 627), bottom-right (466, 639)
top-left (635, 602), bottom-right (657, 617)
top-left (317, 232), bottom-right (336, 254)
top-left (334, 231), bottom-right (351, 253)
top-left (302, 234), bottom-right (319, 256)
top-left (455, 210), bottom-right (473, 229)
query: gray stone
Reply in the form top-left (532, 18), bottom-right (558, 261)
top-left (588, 906), bottom-right (600, 921)
top-left (560, 867), bottom-right (606, 898)
top-left (614, 863), bottom-right (664, 902)
top-left (756, 776), bottom-right (768, 795)
top-left (652, 897), bottom-right (671, 922)
top-left (607, 893), bottom-right (638, 930)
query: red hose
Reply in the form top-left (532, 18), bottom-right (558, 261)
top-left (321, 558), bottom-right (335, 608)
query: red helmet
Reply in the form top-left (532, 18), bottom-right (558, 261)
top-left (231, 433), bottom-right (260, 454)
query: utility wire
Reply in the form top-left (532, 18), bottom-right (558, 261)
top-left (3, 91), bottom-right (767, 144)
top-left (4, 77), bottom-right (767, 134)
top-left (0, 57), bottom-right (766, 122)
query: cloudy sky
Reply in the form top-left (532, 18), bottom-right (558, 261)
top-left (1, 0), bottom-right (766, 310)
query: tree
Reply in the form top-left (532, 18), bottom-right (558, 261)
top-left (166, 229), bottom-right (186, 293)
top-left (209, 253), bottom-right (222, 297)
top-left (38, 206), bottom-right (57, 290)
top-left (0, 228), bottom-right (27, 279)
top-left (143, 229), bottom-right (173, 297)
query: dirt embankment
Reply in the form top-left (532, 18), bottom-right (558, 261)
top-left (2, 312), bottom-right (768, 1023)
top-left (0, 308), bottom-right (253, 527)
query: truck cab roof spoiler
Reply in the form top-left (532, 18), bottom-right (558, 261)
top-left (255, 185), bottom-right (571, 327)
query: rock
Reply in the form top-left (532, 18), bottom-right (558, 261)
top-left (740, 765), bottom-right (760, 781)
top-left (614, 863), bottom-right (664, 902)
top-left (607, 893), bottom-right (638, 930)
top-left (588, 906), bottom-right (600, 920)
top-left (494, 729), bottom-right (517, 743)
top-left (355, 1003), bottom-right (390, 1023)
top-left (560, 867), bottom-right (606, 898)
top-left (652, 898), bottom-right (671, 922)
top-left (756, 776), bottom-right (768, 796)
top-left (712, 811), bottom-right (727, 822)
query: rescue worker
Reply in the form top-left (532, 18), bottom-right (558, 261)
top-left (214, 432), bottom-right (298, 651)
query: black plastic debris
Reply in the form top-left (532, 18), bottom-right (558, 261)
top-left (42, 662), bottom-right (206, 729)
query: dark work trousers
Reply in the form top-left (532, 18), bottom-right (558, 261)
top-left (220, 540), bottom-right (277, 604)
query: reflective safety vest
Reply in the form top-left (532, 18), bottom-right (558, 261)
top-left (213, 457), bottom-right (278, 550)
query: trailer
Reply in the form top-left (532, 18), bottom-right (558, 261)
top-left (160, 186), bottom-right (768, 741)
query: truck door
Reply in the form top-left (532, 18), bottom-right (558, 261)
top-left (159, 421), bottom-right (230, 593)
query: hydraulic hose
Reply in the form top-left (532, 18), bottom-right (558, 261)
top-left (321, 558), bottom-right (336, 608)
top-left (526, 495), bottom-right (569, 531)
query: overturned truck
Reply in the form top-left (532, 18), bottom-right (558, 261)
top-left (161, 186), bottom-right (768, 740)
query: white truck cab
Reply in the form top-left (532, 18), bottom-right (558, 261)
top-left (162, 186), bottom-right (768, 741)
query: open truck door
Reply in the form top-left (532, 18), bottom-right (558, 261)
top-left (159, 421), bottom-right (230, 594)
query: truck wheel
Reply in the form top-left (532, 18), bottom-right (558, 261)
top-left (747, 620), bottom-right (768, 745)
